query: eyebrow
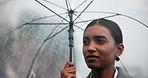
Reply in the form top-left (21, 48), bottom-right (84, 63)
top-left (83, 36), bottom-right (89, 40)
top-left (83, 36), bottom-right (107, 39)
top-left (83, 36), bottom-right (106, 39)
top-left (94, 36), bottom-right (107, 39)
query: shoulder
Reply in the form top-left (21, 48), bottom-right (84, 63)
top-left (116, 67), bottom-right (134, 78)
top-left (86, 67), bottom-right (134, 78)
top-left (86, 72), bottom-right (91, 78)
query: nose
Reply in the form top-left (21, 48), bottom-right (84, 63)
top-left (87, 42), bottom-right (96, 53)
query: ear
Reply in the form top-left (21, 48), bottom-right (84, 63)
top-left (115, 43), bottom-right (124, 56)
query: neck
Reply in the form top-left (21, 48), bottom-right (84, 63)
top-left (91, 64), bottom-right (115, 78)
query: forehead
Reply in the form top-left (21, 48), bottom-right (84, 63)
top-left (84, 24), bottom-right (112, 37)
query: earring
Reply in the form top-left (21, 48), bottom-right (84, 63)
top-left (115, 55), bottom-right (120, 61)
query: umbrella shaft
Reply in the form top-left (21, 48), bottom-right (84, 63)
top-left (68, 10), bottom-right (74, 62)
top-left (69, 29), bottom-right (74, 62)
top-left (69, 46), bottom-right (73, 62)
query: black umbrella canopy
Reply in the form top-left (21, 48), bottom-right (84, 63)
top-left (0, 0), bottom-right (148, 78)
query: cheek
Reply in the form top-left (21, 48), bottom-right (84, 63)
top-left (101, 46), bottom-right (116, 59)
top-left (98, 45), bottom-right (116, 56)
top-left (82, 46), bottom-right (87, 56)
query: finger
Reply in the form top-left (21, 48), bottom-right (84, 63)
top-left (65, 67), bottom-right (76, 74)
top-left (62, 73), bottom-right (76, 78)
top-left (64, 62), bottom-right (69, 68)
top-left (61, 72), bottom-right (76, 78)
top-left (64, 61), bottom-right (74, 68)
top-left (61, 67), bottom-right (76, 77)
top-left (67, 62), bottom-right (74, 67)
top-left (61, 62), bottom-right (75, 78)
top-left (68, 74), bottom-right (76, 78)
top-left (62, 67), bottom-right (76, 73)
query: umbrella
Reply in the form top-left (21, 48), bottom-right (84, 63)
top-left (0, 0), bottom-right (148, 78)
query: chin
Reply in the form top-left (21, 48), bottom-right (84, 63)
top-left (87, 63), bottom-right (98, 69)
top-left (87, 63), bottom-right (105, 71)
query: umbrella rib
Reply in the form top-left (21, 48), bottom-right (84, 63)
top-left (45, 26), bottom-right (69, 41)
top-left (26, 41), bottom-right (45, 78)
top-left (43, 0), bottom-right (67, 10)
top-left (75, 11), bottom-right (148, 28)
top-left (103, 14), bottom-right (120, 18)
top-left (73, 0), bottom-right (93, 22)
top-left (67, 0), bottom-right (72, 10)
top-left (0, 14), bottom-right (65, 41)
top-left (120, 14), bottom-right (148, 28)
top-left (74, 0), bottom-right (87, 11)
top-left (35, 0), bottom-right (69, 22)
top-left (74, 25), bottom-right (84, 31)
top-left (73, 14), bottom-right (119, 31)
top-left (26, 14), bottom-right (69, 78)
top-left (65, 0), bottom-right (70, 11)
top-left (45, 15), bottom-right (69, 40)
top-left (74, 14), bottom-right (120, 24)
top-left (73, 13), bottom-right (88, 25)
top-left (75, 11), bottom-right (119, 14)
top-left (73, 13), bottom-right (86, 31)
top-left (26, 25), bottom-right (59, 78)
top-left (29, 13), bottom-right (67, 22)
top-left (26, 26), bottom-right (69, 78)
top-left (28, 22), bottom-right (68, 25)
top-left (0, 22), bottom-right (29, 43)
top-left (45, 15), bottom-right (69, 41)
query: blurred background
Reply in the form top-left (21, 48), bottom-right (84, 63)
top-left (0, 0), bottom-right (148, 78)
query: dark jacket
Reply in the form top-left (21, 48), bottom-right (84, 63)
top-left (86, 67), bottom-right (134, 78)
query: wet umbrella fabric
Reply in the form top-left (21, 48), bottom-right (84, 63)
top-left (0, 0), bottom-right (148, 78)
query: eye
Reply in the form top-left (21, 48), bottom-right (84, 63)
top-left (96, 39), bottom-right (106, 44)
top-left (83, 39), bottom-right (89, 45)
top-left (94, 36), bottom-right (107, 45)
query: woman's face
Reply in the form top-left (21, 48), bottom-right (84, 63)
top-left (83, 24), bottom-right (118, 70)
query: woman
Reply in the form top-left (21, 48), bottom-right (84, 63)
top-left (61, 18), bottom-right (133, 78)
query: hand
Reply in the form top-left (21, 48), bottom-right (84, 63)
top-left (61, 61), bottom-right (76, 78)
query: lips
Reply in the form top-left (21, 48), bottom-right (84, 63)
top-left (86, 55), bottom-right (100, 61)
